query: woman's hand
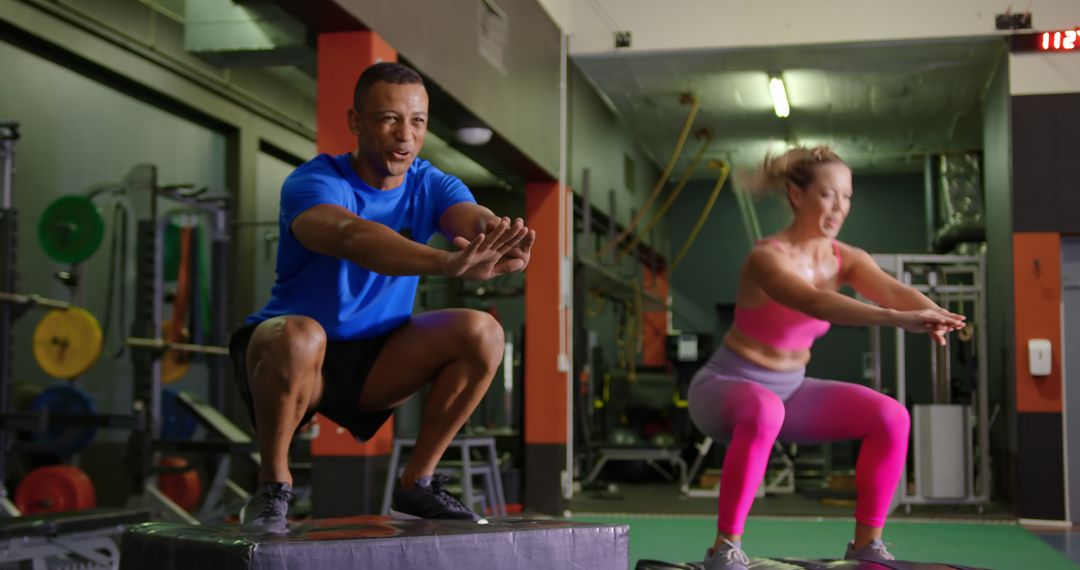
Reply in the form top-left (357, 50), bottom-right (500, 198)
top-left (891, 308), bottom-right (967, 345)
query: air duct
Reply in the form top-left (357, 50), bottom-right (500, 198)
top-left (184, 0), bottom-right (313, 69)
top-left (933, 153), bottom-right (985, 253)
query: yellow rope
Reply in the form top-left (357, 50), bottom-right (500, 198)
top-left (670, 160), bottom-right (729, 272)
top-left (598, 94), bottom-right (699, 259)
top-left (618, 131), bottom-right (713, 260)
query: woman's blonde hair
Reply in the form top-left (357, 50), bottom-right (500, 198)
top-left (736, 146), bottom-right (845, 199)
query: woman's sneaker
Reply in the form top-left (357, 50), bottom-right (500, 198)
top-left (844, 538), bottom-right (895, 562)
top-left (390, 475), bottom-right (488, 524)
top-left (703, 539), bottom-right (750, 570)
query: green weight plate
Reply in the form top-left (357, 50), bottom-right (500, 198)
top-left (38, 195), bottom-right (105, 263)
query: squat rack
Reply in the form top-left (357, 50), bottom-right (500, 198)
top-left (0, 139), bottom-right (247, 522)
top-left (869, 253), bottom-right (991, 513)
top-left (118, 164), bottom-right (249, 523)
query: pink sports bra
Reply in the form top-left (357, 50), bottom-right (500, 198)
top-left (732, 240), bottom-right (841, 351)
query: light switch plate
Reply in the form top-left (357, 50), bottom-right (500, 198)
top-left (1028, 338), bottom-right (1052, 377)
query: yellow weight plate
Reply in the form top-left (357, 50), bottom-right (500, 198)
top-left (162, 350), bottom-right (192, 384)
top-left (33, 308), bottom-right (103, 379)
top-left (161, 320), bottom-right (191, 384)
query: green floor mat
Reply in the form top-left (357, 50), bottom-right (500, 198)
top-left (571, 515), bottom-right (1079, 570)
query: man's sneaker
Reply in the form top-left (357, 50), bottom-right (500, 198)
top-left (240, 482), bottom-right (294, 534)
top-left (703, 539), bottom-right (750, 570)
top-left (390, 475), bottom-right (488, 524)
top-left (844, 538), bottom-right (895, 562)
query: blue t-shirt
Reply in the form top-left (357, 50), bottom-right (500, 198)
top-left (248, 154), bottom-right (476, 340)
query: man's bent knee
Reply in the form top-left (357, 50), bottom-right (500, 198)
top-left (458, 310), bottom-right (505, 371)
top-left (249, 316), bottom-right (327, 388)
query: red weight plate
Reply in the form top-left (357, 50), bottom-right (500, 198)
top-left (14, 465), bottom-right (96, 514)
top-left (158, 457), bottom-right (202, 512)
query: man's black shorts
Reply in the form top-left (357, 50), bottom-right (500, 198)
top-left (228, 321), bottom-right (398, 442)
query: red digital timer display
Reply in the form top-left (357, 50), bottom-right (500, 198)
top-left (1040, 29), bottom-right (1080, 51)
top-left (1011, 28), bottom-right (1080, 53)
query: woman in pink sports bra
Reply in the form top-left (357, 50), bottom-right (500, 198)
top-left (689, 147), bottom-right (966, 570)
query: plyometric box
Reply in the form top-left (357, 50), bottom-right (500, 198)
top-left (121, 516), bottom-right (629, 570)
top-left (636, 558), bottom-right (988, 569)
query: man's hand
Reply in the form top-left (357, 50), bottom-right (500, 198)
top-left (478, 217), bottom-right (535, 274)
top-left (442, 217), bottom-right (529, 280)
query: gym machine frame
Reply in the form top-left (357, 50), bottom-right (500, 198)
top-left (120, 164), bottom-right (251, 524)
top-left (572, 170), bottom-right (691, 494)
top-left (0, 122), bottom-right (20, 516)
top-left (869, 253), bottom-right (991, 513)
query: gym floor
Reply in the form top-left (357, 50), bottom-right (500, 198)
top-left (567, 483), bottom-right (1080, 568)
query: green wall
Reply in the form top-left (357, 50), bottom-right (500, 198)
top-left (567, 59), bottom-right (665, 387)
top-left (251, 150), bottom-right (299, 313)
top-left (982, 55), bottom-right (1014, 501)
top-left (568, 61), bottom-right (665, 254)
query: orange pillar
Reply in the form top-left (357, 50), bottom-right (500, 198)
top-left (310, 31), bottom-right (396, 517)
top-left (1012, 232), bottom-right (1062, 413)
top-left (524, 180), bottom-right (568, 513)
top-left (1012, 231), bottom-right (1066, 521)
top-left (316, 32), bottom-right (396, 155)
top-left (642, 267), bottom-right (669, 367)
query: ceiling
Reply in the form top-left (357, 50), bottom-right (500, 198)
top-left (573, 37), bottom-right (1007, 176)
top-left (141, 0), bottom-right (507, 189)
top-left (419, 130), bottom-right (504, 189)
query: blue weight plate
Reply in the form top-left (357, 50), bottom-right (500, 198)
top-left (28, 384), bottom-right (97, 458)
top-left (161, 388), bottom-right (197, 440)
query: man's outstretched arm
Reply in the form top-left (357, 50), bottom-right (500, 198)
top-left (292, 204), bottom-right (522, 278)
top-left (292, 204), bottom-right (447, 275)
top-left (440, 202), bottom-right (535, 273)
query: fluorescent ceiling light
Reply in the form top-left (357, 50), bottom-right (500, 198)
top-left (455, 126), bottom-right (493, 146)
top-left (769, 76), bottom-right (790, 119)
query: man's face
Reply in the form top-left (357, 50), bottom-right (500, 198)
top-left (350, 81), bottom-right (429, 182)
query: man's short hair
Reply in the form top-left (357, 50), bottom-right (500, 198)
top-left (353, 62), bottom-right (424, 110)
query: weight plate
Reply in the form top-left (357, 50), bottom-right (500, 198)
top-left (161, 388), bottom-right (197, 440)
top-left (158, 456), bottom-right (201, 512)
top-left (38, 195), bottom-right (105, 263)
top-left (161, 320), bottom-right (192, 384)
top-left (14, 465), bottom-right (96, 514)
top-left (28, 383), bottom-right (98, 458)
top-left (33, 308), bottom-right (103, 379)
top-left (162, 354), bottom-right (191, 383)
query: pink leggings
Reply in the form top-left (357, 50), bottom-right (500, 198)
top-left (688, 346), bottom-right (910, 535)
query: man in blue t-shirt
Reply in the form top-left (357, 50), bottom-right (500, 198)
top-left (228, 62), bottom-right (535, 533)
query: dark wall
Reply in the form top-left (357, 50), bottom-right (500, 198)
top-left (1011, 93), bottom-right (1080, 233)
top-left (1008, 87), bottom-right (1080, 521)
top-left (568, 61), bottom-right (663, 250)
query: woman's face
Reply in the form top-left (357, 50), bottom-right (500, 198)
top-left (789, 162), bottom-right (853, 239)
